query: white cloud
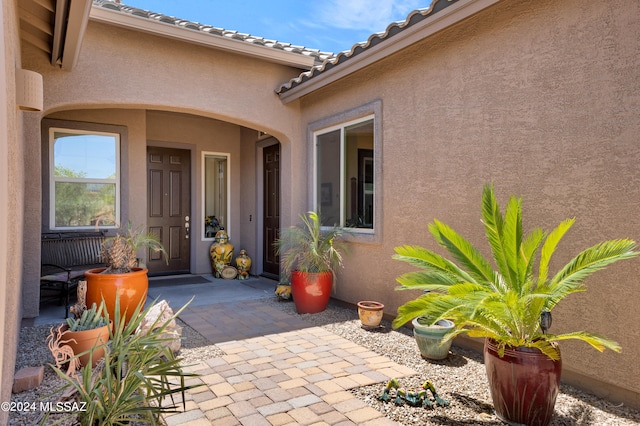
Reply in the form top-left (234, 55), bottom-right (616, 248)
top-left (313, 0), bottom-right (424, 33)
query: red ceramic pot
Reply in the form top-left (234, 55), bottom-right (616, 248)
top-left (484, 338), bottom-right (561, 426)
top-left (85, 267), bottom-right (148, 325)
top-left (291, 271), bottom-right (332, 314)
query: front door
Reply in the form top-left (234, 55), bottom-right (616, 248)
top-left (263, 143), bottom-right (280, 279)
top-left (147, 147), bottom-right (191, 275)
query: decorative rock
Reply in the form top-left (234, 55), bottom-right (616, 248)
top-left (136, 300), bottom-right (183, 353)
top-left (12, 366), bottom-right (44, 393)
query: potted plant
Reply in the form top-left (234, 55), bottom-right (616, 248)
top-left (47, 296), bottom-right (201, 425)
top-left (274, 211), bottom-right (347, 314)
top-left (49, 300), bottom-right (111, 369)
top-left (85, 222), bottom-right (167, 324)
top-left (392, 184), bottom-right (638, 426)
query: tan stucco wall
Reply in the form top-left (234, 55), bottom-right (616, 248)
top-left (19, 17), bottom-right (309, 316)
top-left (298, 0), bottom-right (640, 407)
top-left (31, 18), bottom-right (307, 230)
top-left (1, 0), bottom-right (26, 420)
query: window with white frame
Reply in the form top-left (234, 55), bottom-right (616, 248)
top-left (49, 128), bottom-right (120, 229)
top-left (202, 152), bottom-right (230, 239)
top-left (314, 116), bottom-right (375, 230)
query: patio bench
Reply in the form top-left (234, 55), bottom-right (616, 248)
top-left (40, 231), bottom-right (107, 317)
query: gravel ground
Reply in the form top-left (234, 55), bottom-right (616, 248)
top-left (10, 297), bottom-right (640, 425)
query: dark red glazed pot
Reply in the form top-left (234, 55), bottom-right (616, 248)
top-left (484, 338), bottom-right (561, 426)
top-left (291, 271), bottom-right (332, 314)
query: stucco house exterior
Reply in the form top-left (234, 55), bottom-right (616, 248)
top-left (2, 0), bottom-right (639, 421)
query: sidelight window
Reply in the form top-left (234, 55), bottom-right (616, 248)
top-left (202, 152), bottom-right (230, 240)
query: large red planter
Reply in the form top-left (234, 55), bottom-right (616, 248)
top-left (85, 267), bottom-right (149, 325)
top-left (291, 271), bottom-right (333, 314)
top-left (484, 338), bottom-right (561, 426)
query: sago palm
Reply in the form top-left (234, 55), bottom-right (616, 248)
top-left (392, 184), bottom-right (638, 359)
top-left (275, 211), bottom-right (346, 276)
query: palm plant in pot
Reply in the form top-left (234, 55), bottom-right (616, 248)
top-left (85, 222), bottom-right (167, 324)
top-left (392, 184), bottom-right (638, 426)
top-left (274, 211), bottom-right (347, 314)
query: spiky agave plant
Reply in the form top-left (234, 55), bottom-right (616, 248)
top-left (392, 184), bottom-right (638, 359)
top-left (101, 222), bottom-right (168, 274)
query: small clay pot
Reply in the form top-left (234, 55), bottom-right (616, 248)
top-left (357, 301), bottom-right (385, 328)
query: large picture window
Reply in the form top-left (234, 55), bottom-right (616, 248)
top-left (49, 128), bottom-right (120, 229)
top-left (314, 116), bottom-right (375, 230)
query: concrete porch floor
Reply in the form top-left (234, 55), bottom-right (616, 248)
top-left (33, 274), bottom-right (415, 425)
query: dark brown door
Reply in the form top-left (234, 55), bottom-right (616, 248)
top-left (147, 147), bottom-right (191, 275)
top-left (263, 143), bottom-right (280, 279)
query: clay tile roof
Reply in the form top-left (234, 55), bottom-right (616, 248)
top-left (92, 0), bottom-right (336, 66)
top-left (275, 0), bottom-right (460, 95)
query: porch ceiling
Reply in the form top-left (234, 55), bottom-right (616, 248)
top-left (18, 0), bottom-right (92, 70)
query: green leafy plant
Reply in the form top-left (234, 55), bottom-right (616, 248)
top-left (101, 221), bottom-right (168, 274)
top-left (48, 296), bottom-right (201, 425)
top-left (274, 211), bottom-right (347, 277)
top-left (392, 184), bottom-right (638, 359)
top-left (66, 301), bottom-right (108, 332)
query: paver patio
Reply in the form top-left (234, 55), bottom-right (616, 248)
top-left (160, 288), bottom-right (415, 425)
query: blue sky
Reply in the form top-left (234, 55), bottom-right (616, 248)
top-left (122, 0), bottom-right (427, 54)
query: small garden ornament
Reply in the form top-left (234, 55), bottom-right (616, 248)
top-left (377, 378), bottom-right (449, 408)
top-left (210, 229), bottom-right (234, 278)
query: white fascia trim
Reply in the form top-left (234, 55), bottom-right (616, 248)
top-left (279, 0), bottom-right (502, 104)
top-left (51, 0), bottom-right (68, 66)
top-left (89, 7), bottom-right (316, 69)
top-left (61, 0), bottom-right (93, 70)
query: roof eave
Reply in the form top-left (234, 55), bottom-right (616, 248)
top-left (277, 0), bottom-right (502, 104)
top-left (51, 0), bottom-right (93, 70)
top-left (89, 6), bottom-right (316, 70)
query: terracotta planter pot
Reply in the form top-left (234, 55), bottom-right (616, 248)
top-left (412, 317), bottom-right (454, 360)
top-left (59, 323), bottom-right (111, 368)
top-left (357, 301), bottom-right (384, 327)
top-left (291, 271), bottom-right (332, 314)
top-left (85, 267), bottom-right (149, 325)
top-left (484, 338), bottom-right (561, 426)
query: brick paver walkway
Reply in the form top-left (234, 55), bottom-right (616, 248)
top-left (179, 299), bottom-right (313, 343)
top-left (164, 299), bottom-right (416, 425)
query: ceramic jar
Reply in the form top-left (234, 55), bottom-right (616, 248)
top-left (412, 317), bottom-right (455, 360)
top-left (357, 301), bottom-right (385, 328)
top-left (235, 249), bottom-right (252, 280)
top-left (210, 230), bottom-right (234, 278)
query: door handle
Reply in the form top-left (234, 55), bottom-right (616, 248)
top-left (185, 215), bottom-right (190, 239)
